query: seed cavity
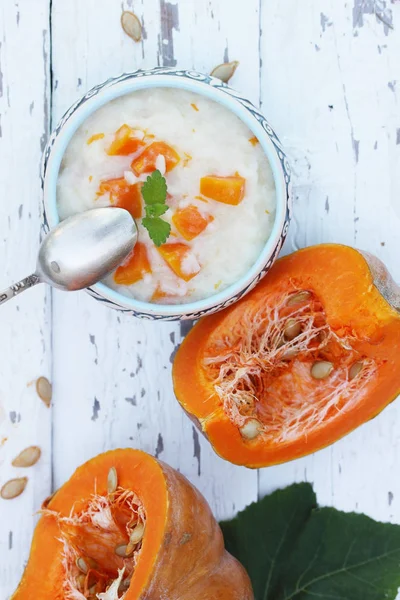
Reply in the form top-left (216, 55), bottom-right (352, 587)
top-left (1, 477), bottom-right (28, 500)
top-left (311, 361), bottom-right (333, 380)
top-left (12, 446), bottom-right (41, 468)
top-left (284, 319), bottom-right (301, 341)
top-left (287, 291), bottom-right (311, 306)
top-left (239, 419), bottom-right (261, 440)
top-left (121, 11), bottom-right (142, 42)
top-left (349, 361), bottom-right (363, 380)
top-left (36, 376), bottom-right (52, 407)
top-left (107, 466), bottom-right (118, 494)
top-left (210, 61), bottom-right (239, 83)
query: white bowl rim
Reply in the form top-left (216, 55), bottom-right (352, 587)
top-left (43, 69), bottom-right (289, 317)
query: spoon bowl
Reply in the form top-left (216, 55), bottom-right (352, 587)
top-left (37, 208), bottom-right (137, 290)
top-left (0, 207), bottom-right (137, 306)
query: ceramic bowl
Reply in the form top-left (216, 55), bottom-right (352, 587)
top-left (41, 67), bottom-right (292, 321)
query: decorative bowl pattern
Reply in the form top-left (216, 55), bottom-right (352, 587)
top-left (41, 67), bottom-right (292, 320)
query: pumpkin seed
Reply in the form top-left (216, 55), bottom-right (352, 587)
top-left (284, 319), bottom-right (301, 341)
top-left (282, 347), bottom-right (298, 360)
top-left (121, 11), bottom-right (142, 42)
top-left (239, 419), bottom-right (261, 440)
top-left (287, 291), bottom-right (311, 306)
top-left (311, 361), bottom-right (333, 380)
top-left (349, 361), bottom-right (363, 380)
top-left (36, 376), bottom-right (52, 407)
top-left (115, 543), bottom-right (134, 558)
top-left (76, 557), bottom-right (88, 574)
top-left (86, 557), bottom-right (98, 569)
top-left (1, 477), bottom-right (28, 499)
top-left (12, 446), bottom-right (41, 468)
top-left (129, 522), bottom-right (145, 545)
top-left (210, 61), bottom-right (239, 83)
top-left (107, 466), bottom-right (118, 494)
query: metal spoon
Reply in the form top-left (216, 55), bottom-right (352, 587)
top-left (0, 207), bottom-right (137, 306)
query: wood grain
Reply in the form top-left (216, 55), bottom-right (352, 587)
top-left (1, 0), bottom-right (400, 598)
top-left (50, 0), bottom-right (258, 525)
top-left (258, 0), bottom-right (400, 523)
top-left (0, 1), bottom-right (51, 598)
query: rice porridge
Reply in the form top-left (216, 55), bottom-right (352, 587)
top-left (57, 88), bottom-right (276, 304)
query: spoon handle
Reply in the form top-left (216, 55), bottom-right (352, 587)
top-left (0, 274), bottom-right (41, 306)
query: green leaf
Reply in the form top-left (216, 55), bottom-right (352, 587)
top-left (141, 169), bottom-right (167, 205)
top-left (140, 169), bottom-right (171, 245)
top-left (220, 483), bottom-right (400, 600)
top-left (276, 508), bottom-right (400, 600)
top-left (145, 203), bottom-right (169, 218)
top-left (142, 216), bottom-right (171, 247)
top-left (221, 484), bottom-right (316, 600)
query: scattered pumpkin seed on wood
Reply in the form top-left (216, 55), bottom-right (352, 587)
top-left (121, 11), bottom-right (142, 42)
top-left (36, 376), bottom-right (52, 407)
top-left (210, 61), bottom-right (239, 83)
top-left (1, 477), bottom-right (28, 500)
top-left (12, 446), bottom-right (41, 468)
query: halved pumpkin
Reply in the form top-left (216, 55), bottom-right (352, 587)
top-left (12, 449), bottom-right (253, 600)
top-left (173, 244), bottom-right (400, 468)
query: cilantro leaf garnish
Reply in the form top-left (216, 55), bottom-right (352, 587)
top-left (142, 169), bottom-right (168, 205)
top-left (145, 203), bottom-right (169, 218)
top-left (141, 170), bottom-right (171, 246)
top-left (142, 217), bottom-right (171, 247)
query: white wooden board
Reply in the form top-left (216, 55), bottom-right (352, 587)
top-left (258, 0), bottom-right (400, 523)
top-left (0, 0), bottom-right (399, 598)
top-left (0, 1), bottom-right (51, 597)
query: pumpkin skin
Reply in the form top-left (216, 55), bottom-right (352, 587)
top-left (12, 449), bottom-right (253, 600)
top-left (173, 244), bottom-right (400, 468)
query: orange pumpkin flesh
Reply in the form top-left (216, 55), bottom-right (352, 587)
top-left (107, 124), bottom-right (146, 156)
top-left (114, 242), bottom-right (151, 285)
top-left (87, 132), bottom-right (105, 144)
top-left (173, 244), bottom-right (400, 468)
top-left (11, 449), bottom-right (253, 600)
top-left (97, 178), bottom-right (143, 219)
top-left (172, 205), bottom-right (213, 240)
top-left (200, 175), bottom-right (246, 205)
top-left (131, 141), bottom-right (180, 176)
top-left (158, 243), bottom-right (201, 281)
